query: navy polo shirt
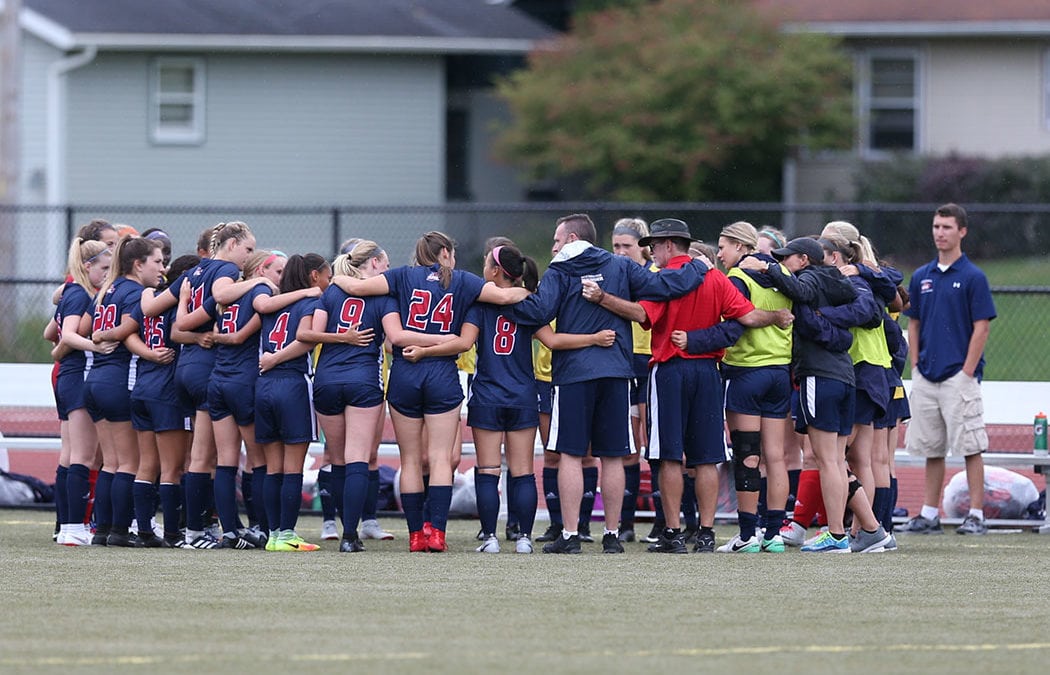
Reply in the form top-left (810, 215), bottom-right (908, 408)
top-left (905, 254), bottom-right (996, 382)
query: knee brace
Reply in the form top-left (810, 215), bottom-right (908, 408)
top-left (730, 430), bottom-right (762, 493)
top-left (847, 471), bottom-right (862, 502)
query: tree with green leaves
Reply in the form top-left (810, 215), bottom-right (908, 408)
top-left (496, 0), bottom-right (853, 201)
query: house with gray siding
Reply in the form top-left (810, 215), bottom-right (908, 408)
top-left (3, 0), bottom-right (552, 276)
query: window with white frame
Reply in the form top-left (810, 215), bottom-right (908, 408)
top-left (151, 57), bottom-right (205, 144)
top-left (858, 51), bottom-right (918, 153)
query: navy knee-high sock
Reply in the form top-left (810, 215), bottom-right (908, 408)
top-left (402, 491), bottom-right (425, 532)
top-left (621, 462), bottom-right (640, 528)
top-left (251, 467), bottom-right (268, 531)
top-left (757, 476), bottom-right (768, 517)
top-left (342, 462), bottom-right (369, 535)
top-left (578, 466), bottom-right (598, 528)
top-left (428, 484), bottom-right (453, 532)
top-left (787, 468), bottom-right (801, 511)
top-left (240, 469), bottom-right (255, 527)
top-left (133, 480), bottom-right (157, 536)
top-left (542, 467), bottom-right (561, 526)
top-left (202, 474), bottom-right (216, 527)
top-left (159, 483), bottom-right (181, 536)
top-left (363, 469), bottom-right (380, 521)
top-left (214, 465), bottom-right (240, 533)
top-left (874, 487), bottom-right (893, 533)
top-left (67, 464), bottom-right (90, 526)
top-left (682, 472), bottom-right (698, 530)
top-left (317, 465), bottom-right (336, 521)
top-left (264, 473), bottom-right (283, 533)
top-left (279, 473), bottom-right (304, 532)
top-left (111, 472), bottom-right (135, 532)
top-left (650, 462), bottom-right (665, 526)
top-left (889, 477), bottom-right (899, 532)
top-left (94, 470), bottom-right (114, 531)
top-left (422, 473), bottom-right (432, 524)
top-left (183, 471), bottom-right (210, 532)
top-left (475, 470), bottom-right (501, 537)
top-left (510, 473), bottom-right (537, 538)
top-left (55, 466), bottom-right (69, 526)
top-left (330, 464), bottom-right (346, 521)
top-left (763, 509), bottom-right (786, 540)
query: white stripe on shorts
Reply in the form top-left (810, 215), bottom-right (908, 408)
top-left (548, 385), bottom-right (561, 451)
top-left (647, 363), bottom-right (661, 461)
top-left (804, 375), bottom-right (816, 423)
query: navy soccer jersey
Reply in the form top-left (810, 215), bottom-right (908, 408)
top-left (88, 277), bottom-right (144, 377)
top-left (465, 303), bottom-right (539, 410)
top-left (173, 259), bottom-right (240, 368)
top-left (383, 264), bottom-right (485, 362)
top-left (313, 286), bottom-right (395, 387)
top-left (210, 285), bottom-right (270, 379)
top-left (260, 296), bottom-right (319, 377)
top-left (54, 282), bottom-right (93, 378)
top-left (130, 303), bottom-right (178, 400)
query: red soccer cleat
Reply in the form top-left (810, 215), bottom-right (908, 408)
top-left (422, 521), bottom-right (433, 539)
top-left (409, 530), bottom-right (428, 553)
top-left (427, 528), bottom-right (447, 552)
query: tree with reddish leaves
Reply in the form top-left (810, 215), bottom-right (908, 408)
top-left (496, 0), bottom-right (852, 201)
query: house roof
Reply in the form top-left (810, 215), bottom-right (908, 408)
top-left (20, 0), bottom-right (554, 53)
top-left (754, 0), bottom-right (1050, 37)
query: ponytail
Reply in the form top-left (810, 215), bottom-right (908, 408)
top-left (492, 244), bottom-right (539, 293)
top-left (279, 253), bottom-right (328, 294)
top-left (209, 220), bottom-right (252, 257)
top-left (67, 238), bottom-right (110, 295)
top-left (95, 237), bottom-right (161, 305)
top-left (413, 231), bottom-right (455, 289)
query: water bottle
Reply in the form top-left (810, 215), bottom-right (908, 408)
top-left (1035, 412), bottom-right (1048, 457)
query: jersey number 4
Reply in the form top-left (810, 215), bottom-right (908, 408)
top-left (405, 290), bottom-right (454, 333)
top-left (268, 312), bottom-right (291, 350)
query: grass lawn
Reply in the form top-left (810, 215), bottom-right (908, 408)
top-left (3, 510), bottom-right (1050, 674)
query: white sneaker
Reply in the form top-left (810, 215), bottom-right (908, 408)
top-left (779, 521), bottom-right (806, 547)
top-left (476, 535), bottom-right (500, 554)
top-left (320, 520), bottom-right (339, 540)
top-left (803, 526), bottom-right (830, 547)
top-left (515, 535), bottom-right (534, 554)
top-left (716, 534), bottom-right (761, 553)
top-left (56, 524), bottom-right (69, 545)
top-left (63, 524), bottom-right (93, 547)
top-left (360, 519), bottom-right (395, 540)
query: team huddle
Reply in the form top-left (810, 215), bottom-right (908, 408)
top-left (44, 205), bottom-right (993, 554)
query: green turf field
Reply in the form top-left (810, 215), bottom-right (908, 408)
top-left (3, 511), bottom-right (1050, 673)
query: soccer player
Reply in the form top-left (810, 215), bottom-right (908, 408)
top-left (256, 254), bottom-right (330, 552)
top-left (47, 238), bottom-right (115, 546)
top-left (84, 236), bottom-right (167, 546)
top-left (297, 243), bottom-right (395, 552)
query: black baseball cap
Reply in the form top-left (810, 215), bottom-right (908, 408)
top-left (638, 218), bottom-right (699, 247)
top-left (771, 237), bottom-right (824, 262)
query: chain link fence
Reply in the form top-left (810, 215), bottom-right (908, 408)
top-left (2, 201), bottom-right (1048, 379)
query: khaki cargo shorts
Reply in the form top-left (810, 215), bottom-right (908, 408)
top-left (905, 369), bottom-right (988, 458)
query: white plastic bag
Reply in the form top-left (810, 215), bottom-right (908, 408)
top-left (942, 465), bottom-right (1040, 519)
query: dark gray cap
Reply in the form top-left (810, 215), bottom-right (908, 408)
top-left (638, 218), bottom-right (699, 247)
